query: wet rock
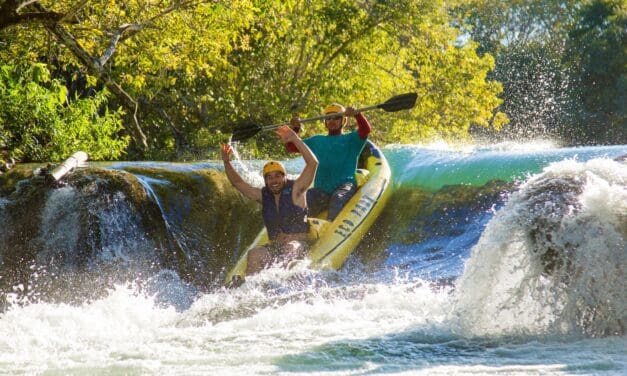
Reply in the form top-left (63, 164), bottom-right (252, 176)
top-left (522, 176), bottom-right (584, 277)
top-left (0, 166), bottom-right (262, 305)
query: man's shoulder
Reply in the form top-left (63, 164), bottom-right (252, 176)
top-left (306, 132), bottom-right (360, 140)
top-left (344, 130), bottom-right (368, 144)
top-left (304, 134), bottom-right (325, 141)
top-left (305, 132), bottom-right (364, 148)
top-left (303, 134), bottom-right (326, 146)
top-left (346, 130), bottom-right (363, 137)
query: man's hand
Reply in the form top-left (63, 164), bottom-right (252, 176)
top-left (290, 116), bottom-right (302, 133)
top-left (221, 143), bottom-right (232, 162)
top-left (345, 106), bottom-right (358, 117)
top-left (276, 125), bottom-right (299, 144)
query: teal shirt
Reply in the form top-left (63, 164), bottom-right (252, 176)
top-left (304, 131), bottom-right (368, 194)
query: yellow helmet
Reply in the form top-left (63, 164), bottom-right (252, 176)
top-left (322, 103), bottom-right (346, 115)
top-left (262, 161), bottom-right (286, 177)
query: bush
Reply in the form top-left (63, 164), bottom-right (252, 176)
top-left (0, 63), bottom-right (129, 162)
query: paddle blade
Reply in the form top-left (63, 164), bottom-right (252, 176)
top-left (378, 92), bottom-right (417, 112)
top-left (231, 123), bottom-right (262, 142)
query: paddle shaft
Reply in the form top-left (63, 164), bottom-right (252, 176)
top-left (258, 104), bottom-right (381, 133)
top-left (230, 92), bottom-right (417, 142)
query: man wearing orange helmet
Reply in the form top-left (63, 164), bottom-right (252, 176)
top-left (288, 103), bottom-right (372, 220)
top-left (221, 125), bottom-right (318, 276)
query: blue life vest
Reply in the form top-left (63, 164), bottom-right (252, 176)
top-left (262, 180), bottom-right (309, 240)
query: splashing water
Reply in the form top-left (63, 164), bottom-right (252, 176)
top-left (0, 144), bottom-right (626, 374)
top-left (454, 158), bottom-right (626, 337)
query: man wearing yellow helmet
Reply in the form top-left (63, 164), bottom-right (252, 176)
top-left (287, 103), bottom-right (372, 220)
top-left (221, 125), bottom-right (318, 277)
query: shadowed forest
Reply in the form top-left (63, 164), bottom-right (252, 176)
top-left (1, 0), bottom-right (625, 164)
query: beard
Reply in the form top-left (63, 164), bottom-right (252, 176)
top-left (266, 179), bottom-right (285, 194)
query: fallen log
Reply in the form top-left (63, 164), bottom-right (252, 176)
top-left (50, 151), bottom-right (88, 181)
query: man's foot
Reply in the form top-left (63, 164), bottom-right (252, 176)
top-left (226, 275), bottom-right (245, 289)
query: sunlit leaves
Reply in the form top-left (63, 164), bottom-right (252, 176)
top-left (0, 63), bottom-right (128, 162)
top-left (0, 0), bottom-right (508, 159)
top-left (197, 0), bottom-right (504, 149)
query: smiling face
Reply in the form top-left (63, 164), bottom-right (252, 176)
top-left (264, 171), bottom-right (286, 194)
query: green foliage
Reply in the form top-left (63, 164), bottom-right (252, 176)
top-left (454, 0), bottom-right (580, 142)
top-left (193, 0), bottom-right (505, 151)
top-left (385, 11), bottom-right (507, 143)
top-left (2, 0), bottom-right (623, 158)
top-left (0, 63), bottom-right (129, 162)
top-left (455, 0), bottom-right (626, 145)
top-left (454, 0), bottom-right (581, 54)
top-left (1, 1), bottom-right (253, 159)
top-left (564, 0), bottom-right (627, 144)
top-left (1, 0), bottom-right (508, 160)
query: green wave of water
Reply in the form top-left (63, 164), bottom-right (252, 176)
top-left (384, 144), bottom-right (627, 191)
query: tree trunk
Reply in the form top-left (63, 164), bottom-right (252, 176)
top-left (43, 21), bottom-right (148, 149)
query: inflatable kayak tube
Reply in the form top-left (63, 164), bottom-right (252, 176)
top-left (225, 141), bottom-right (392, 286)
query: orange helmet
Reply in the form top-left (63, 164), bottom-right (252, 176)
top-left (322, 103), bottom-right (346, 115)
top-left (262, 161), bottom-right (286, 177)
top-left (322, 103), bottom-right (347, 127)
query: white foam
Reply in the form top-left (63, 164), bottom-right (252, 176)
top-left (453, 158), bottom-right (626, 337)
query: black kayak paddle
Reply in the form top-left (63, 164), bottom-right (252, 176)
top-left (230, 92), bottom-right (417, 142)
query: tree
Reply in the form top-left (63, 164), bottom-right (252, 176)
top-left (0, 0), bottom-right (244, 153)
top-left (564, 0), bottom-right (627, 144)
top-left (455, 0), bottom-right (626, 145)
top-left (1, 0), bottom-right (508, 159)
top-left (453, 0), bottom-right (583, 142)
top-left (454, 0), bottom-right (580, 55)
top-left (193, 0), bottom-right (506, 152)
top-left (0, 63), bottom-right (128, 162)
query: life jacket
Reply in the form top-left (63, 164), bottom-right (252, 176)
top-left (261, 180), bottom-right (309, 240)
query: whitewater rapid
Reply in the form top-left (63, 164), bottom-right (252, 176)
top-left (0, 143), bottom-right (625, 374)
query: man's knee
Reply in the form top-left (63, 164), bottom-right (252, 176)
top-left (249, 247), bottom-right (269, 260)
top-left (246, 246), bottom-right (273, 275)
top-left (279, 241), bottom-right (308, 269)
top-left (283, 240), bottom-right (307, 259)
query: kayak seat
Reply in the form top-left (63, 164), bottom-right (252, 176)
top-left (355, 168), bottom-right (370, 188)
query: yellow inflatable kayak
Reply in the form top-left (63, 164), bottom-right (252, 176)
top-left (225, 141), bottom-right (392, 285)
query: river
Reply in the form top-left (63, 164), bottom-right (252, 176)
top-left (0, 142), bottom-right (625, 375)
